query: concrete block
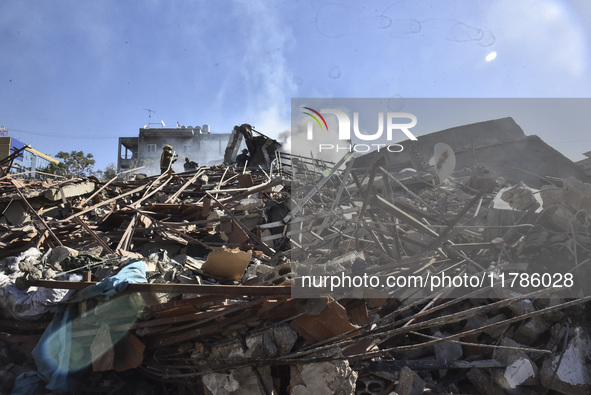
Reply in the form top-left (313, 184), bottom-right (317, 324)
top-left (500, 182), bottom-right (538, 210)
top-left (485, 185), bottom-right (542, 241)
top-left (433, 330), bottom-right (463, 363)
top-left (43, 180), bottom-right (95, 201)
top-left (467, 368), bottom-right (505, 395)
top-left (540, 185), bottom-right (562, 208)
top-left (433, 330), bottom-right (463, 377)
top-left (290, 360), bottom-right (357, 395)
top-left (395, 366), bottom-right (425, 395)
top-left (46, 246), bottom-right (79, 266)
top-left (270, 325), bottom-right (298, 355)
top-left (562, 177), bottom-right (591, 211)
top-left (540, 326), bottom-right (591, 394)
top-left (207, 325), bottom-right (296, 364)
top-left (355, 375), bottom-right (387, 395)
top-left (513, 316), bottom-right (547, 345)
top-left (203, 366), bottom-right (275, 395)
top-left (493, 338), bottom-right (539, 392)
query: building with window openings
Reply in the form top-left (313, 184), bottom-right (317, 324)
top-left (0, 136), bottom-right (59, 178)
top-left (117, 124), bottom-right (234, 175)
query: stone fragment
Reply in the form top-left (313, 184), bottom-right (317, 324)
top-left (43, 180), bottom-right (95, 201)
top-left (492, 338), bottom-right (539, 393)
top-left (203, 367), bottom-right (274, 395)
top-left (290, 359), bottom-right (357, 395)
top-left (395, 366), bottom-right (425, 395)
top-left (46, 246), bottom-right (79, 266)
top-left (540, 327), bottom-right (591, 394)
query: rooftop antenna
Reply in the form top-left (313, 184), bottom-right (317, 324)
top-left (143, 108), bottom-right (165, 128)
top-left (144, 108), bottom-right (155, 125)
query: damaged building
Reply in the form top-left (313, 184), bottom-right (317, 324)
top-left (118, 124), bottom-right (234, 175)
top-left (0, 136), bottom-right (60, 179)
top-left (1, 118), bottom-right (591, 394)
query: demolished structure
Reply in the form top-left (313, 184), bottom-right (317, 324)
top-left (117, 124), bottom-right (233, 175)
top-left (1, 118), bottom-right (591, 394)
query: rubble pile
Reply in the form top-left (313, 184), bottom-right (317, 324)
top-left (1, 145), bottom-right (591, 394)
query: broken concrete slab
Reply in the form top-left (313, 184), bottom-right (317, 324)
top-left (562, 177), bottom-right (591, 212)
top-left (467, 368), bottom-right (505, 395)
top-left (492, 338), bottom-right (539, 392)
top-left (499, 182), bottom-right (539, 210)
top-left (45, 246), bottom-right (79, 266)
top-left (512, 316), bottom-right (547, 346)
top-left (395, 366), bottom-right (425, 395)
top-left (202, 366), bottom-right (275, 395)
top-left (540, 326), bottom-right (591, 394)
top-left (433, 330), bottom-right (463, 377)
top-left (290, 359), bottom-right (357, 395)
top-left (43, 180), bottom-right (95, 201)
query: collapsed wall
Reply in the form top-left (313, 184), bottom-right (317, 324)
top-left (1, 120), bottom-right (591, 394)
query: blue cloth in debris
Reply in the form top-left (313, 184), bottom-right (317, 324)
top-left (69, 260), bottom-right (147, 302)
top-left (11, 261), bottom-right (147, 395)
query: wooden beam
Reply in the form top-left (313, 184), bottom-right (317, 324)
top-left (32, 279), bottom-right (292, 296)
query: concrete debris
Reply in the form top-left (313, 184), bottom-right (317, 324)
top-left (492, 338), bottom-right (539, 392)
top-left (395, 366), bottom-right (425, 395)
top-left (540, 326), bottom-right (591, 394)
top-left (1, 121), bottom-right (591, 394)
top-left (290, 359), bottom-right (357, 395)
top-left (203, 367), bottom-right (276, 395)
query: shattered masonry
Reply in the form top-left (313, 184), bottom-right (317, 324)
top-left (1, 117), bottom-right (591, 394)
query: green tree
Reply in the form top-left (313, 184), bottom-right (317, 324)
top-left (46, 151), bottom-right (96, 178)
top-left (100, 162), bottom-right (117, 181)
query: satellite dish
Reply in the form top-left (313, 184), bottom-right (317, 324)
top-left (429, 142), bottom-right (456, 181)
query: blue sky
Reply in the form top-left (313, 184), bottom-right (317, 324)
top-left (2, 0), bottom-right (591, 171)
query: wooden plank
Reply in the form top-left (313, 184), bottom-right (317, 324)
top-left (63, 183), bottom-right (147, 222)
top-left (32, 279), bottom-right (292, 296)
top-left (165, 168), bottom-right (206, 203)
top-left (79, 166), bottom-right (145, 207)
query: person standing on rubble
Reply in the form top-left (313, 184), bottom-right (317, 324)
top-left (235, 149), bottom-right (250, 168)
top-left (160, 145), bottom-right (177, 174)
top-left (184, 157), bottom-right (198, 171)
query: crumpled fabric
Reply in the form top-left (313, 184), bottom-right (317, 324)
top-left (0, 273), bottom-right (73, 321)
top-left (11, 261), bottom-right (147, 395)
